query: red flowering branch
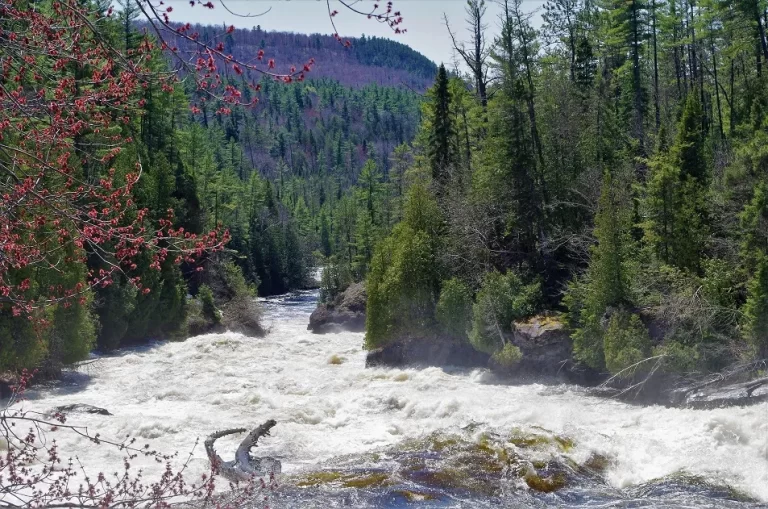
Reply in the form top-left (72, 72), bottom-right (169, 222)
top-left (327, 0), bottom-right (406, 47)
top-left (0, 0), bottom-right (229, 316)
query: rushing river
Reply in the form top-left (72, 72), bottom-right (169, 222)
top-left (16, 290), bottom-right (768, 507)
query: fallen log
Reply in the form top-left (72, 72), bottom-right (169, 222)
top-left (204, 420), bottom-right (281, 482)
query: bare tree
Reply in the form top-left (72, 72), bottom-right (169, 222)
top-left (445, 1), bottom-right (491, 108)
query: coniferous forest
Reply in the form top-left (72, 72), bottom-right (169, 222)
top-left (0, 0), bottom-right (766, 381)
top-left (356, 0), bottom-right (768, 378)
top-left (1, 1), bottom-right (768, 507)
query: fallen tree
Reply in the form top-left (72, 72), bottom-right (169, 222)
top-left (205, 420), bottom-right (281, 482)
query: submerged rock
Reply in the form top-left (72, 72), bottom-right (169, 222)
top-left (52, 403), bottom-right (112, 416)
top-left (308, 282), bottom-right (366, 333)
top-left (271, 429), bottom-right (761, 509)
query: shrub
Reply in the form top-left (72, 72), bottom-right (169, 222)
top-left (50, 298), bottom-right (96, 366)
top-left (492, 342), bottom-right (523, 368)
top-left (219, 263), bottom-right (263, 336)
top-left (198, 284), bottom-right (220, 325)
top-left (602, 309), bottom-right (652, 376)
top-left (222, 292), bottom-right (264, 336)
top-left (320, 257), bottom-right (353, 304)
top-left (654, 340), bottom-right (700, 373)
top-left (184, 298), bottom-right (211, 337)
top-left (364, 184), bottom-right (443, 349)
top-left (469, 270), bottom-right (540, 355)
top-left (0, 311), bottom-right (48, 373)
top-left (436, 278), bottom-right (473, 341)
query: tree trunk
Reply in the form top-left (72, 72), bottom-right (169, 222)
top-left (711, 32), bottom-right (725, 140)
top-left (652, 0), bottom-right (661, 130)
top-left (205, 420), bottom-right (281, 482)
top-left (631, 0), bottom-right (645, 155)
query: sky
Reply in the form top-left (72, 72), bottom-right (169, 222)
top-left (157, 0), bottom-right (544, 66)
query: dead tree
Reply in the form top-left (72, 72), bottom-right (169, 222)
top-left (444, 0), bottom-right (491, 108)
top-left (205, 420), bottom-right (281, 482)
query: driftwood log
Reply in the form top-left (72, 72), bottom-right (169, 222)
top-left (204, 420), bottom-right (281, 481)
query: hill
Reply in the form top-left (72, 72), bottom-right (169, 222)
top-left (161, 25), bottom-right (437, 91)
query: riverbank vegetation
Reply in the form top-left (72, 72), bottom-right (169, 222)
top-left (350, 0), bottom-right (768, 377)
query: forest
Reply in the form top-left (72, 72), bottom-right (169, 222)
top-left (348, 0), bottom-right (768, 378)
top-left (0, 0), bottom-right (428, 374)
top-left (2, 1), bottom-right (768, 507)
top-left (0, 0), bottom-right (766, 382)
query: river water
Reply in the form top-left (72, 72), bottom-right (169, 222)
top-left (16, 290), bottom-right (768, 507)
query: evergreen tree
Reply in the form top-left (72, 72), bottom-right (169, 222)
top-left (427, 65), bottom-right (456, 187)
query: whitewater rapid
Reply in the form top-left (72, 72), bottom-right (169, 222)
top-left (16, 290), bottom-right (768, 503)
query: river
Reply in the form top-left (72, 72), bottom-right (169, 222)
top-left (16, 290), bottom-right (768, 507)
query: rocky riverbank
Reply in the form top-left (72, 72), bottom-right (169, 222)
top-left (307, 288), bottom-right (768, 409)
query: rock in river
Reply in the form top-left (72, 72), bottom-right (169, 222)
top-left (308, 282), bottom-right (366, 333)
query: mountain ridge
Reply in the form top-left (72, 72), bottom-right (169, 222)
top-left (159, 24), bottom-right (437, 91)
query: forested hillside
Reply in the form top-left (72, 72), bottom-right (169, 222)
top-left (160, 24), bottom-right (437, 90)
top-left (0, 1), bottom-right (426, 373)
top-left (181, 77), bottom-right (423, 295)
top-left (336, 0), bottom-right (768, 377)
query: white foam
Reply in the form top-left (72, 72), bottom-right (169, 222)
top-left (14, 294), bottom-right (768, 501)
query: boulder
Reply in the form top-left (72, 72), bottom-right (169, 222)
top-left (499, 316), bottom-right (599, 384)
top-left (511, 316), bottom-right (572, 375)
top-left (308, 282), bottom-right (366, 333)
top-left (365, 337), bottom-right (489, 369)
top-left (403, 338), bottom-right (489, 368)
top-left (365, 342), bottom-right (405, 368)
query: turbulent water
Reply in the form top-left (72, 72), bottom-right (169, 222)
top-left (16, 290), bottom-right (768, 507)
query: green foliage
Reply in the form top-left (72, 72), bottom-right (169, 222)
top-left (740, 180), bottom-right (768, 273)
top-left (436, 278), bottom-right (473, 341)
top-left (654, 340), bottom-right (700, 374)
top-left (427, 65), bottom-right (456, 185)
top-left (602, 309), bottom-right (652, 376)
top-left (364, 183), bottom-right (446, 349)
top-left (320, 257), bottom-right (354, 304)
top-left (492, 342), bottom-right (523, 368)
top-left (645, 94), bottom-right (710, 272)
top-left (0, 312), bottom-right (48, 373)
top-left (51, 299), bottom-right (97, 365)
top-left (365, 224), bottom-right (439, 349)
top-left (469, 271), bottom-right (541, 355)
top-left (198, 285), bottom-right (220, 325)
top-left (569, 171), bottom-right (635, 370)
top-left (743, 256), bottom-right (768, 356)
top-left (220, 263), bottom-right (263, 336)
top-left (403, 182), bottom-right (443, 235)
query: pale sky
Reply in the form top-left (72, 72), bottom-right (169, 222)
top-left (156, 0), bottom-right (544, 67)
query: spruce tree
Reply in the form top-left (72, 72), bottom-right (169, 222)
top-left (571, 170), bottom-right (634, 370)
top-left (428, 65), bottom-right (455, 187)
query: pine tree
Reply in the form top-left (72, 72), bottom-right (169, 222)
top-left (427, 65), bottom-right (456, 187)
